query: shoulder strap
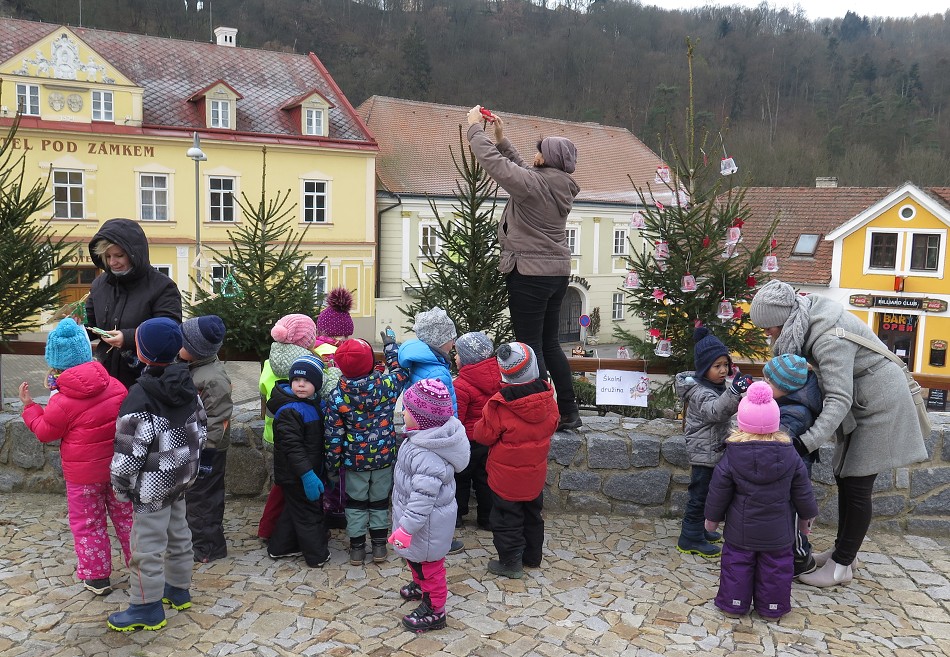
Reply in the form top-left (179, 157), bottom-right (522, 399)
top-left (825, 327), bottom-right (907, 368)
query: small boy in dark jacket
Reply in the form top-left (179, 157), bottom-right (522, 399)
top-left (108, 318), bottom-right (207, 632)
top-left (704, 382), bottom-right (818, 620)
top-left (473, 342), bottom-right (559, 580)
top-left (268, 355), bottom-right (330, 568)
top-left (452, 331), bottom-right (501, 530)
top-left (179, 315), bottom-right (233, 563)
top-left (762, 353), bottom-right (823, 577)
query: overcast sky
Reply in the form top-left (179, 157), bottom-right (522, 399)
top-left (641, 1), bottom-right (949, 20)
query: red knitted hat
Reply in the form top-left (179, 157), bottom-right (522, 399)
top-left (335, 338), bottom-right (375, 379)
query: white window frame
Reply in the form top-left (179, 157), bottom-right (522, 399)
top-left (139, 173), bottom-right (169, 221)
top-left (153, 265), bottom-right (172, 277)
top-left (791, 233), bottom-right (821, 256)
top-left (209, 99), bottom-right (231, 129)
top-left (306, 263), bottom-right (328, 300)
top-left (91, 90), bottom-right (113, 121)
top-left (613, 227), bottom-right (628, 256)
top-left (420, 223), bottom-right (441, 258)
top-left (16, 83), bottom-right (40, 116)
top-left (612, 292), bottom-right (625, 321)
top-left (864, 228), bottom-right (946, 278)
top-left (210, 264), bottom-right (231, 294)
top-left (302, 180), bottom-right (329, 223)
top-left (304, 108), bottom-right (325, 136)
top-left (53, 170), bottom-right (85, 219)
top-left (565, 226), bottom-right (579, 255)
top-left (909, 233), bottom-right (941, 272)
top-left (209, 176), bottom-right (236, 222)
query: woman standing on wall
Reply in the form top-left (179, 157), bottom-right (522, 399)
top-left (465, 106), bottom-right (581, 431)
top-left (85, 218), bottom-right (183, 388)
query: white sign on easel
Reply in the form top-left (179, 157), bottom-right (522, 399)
top-left (595, 369), bottom-right (650, 407)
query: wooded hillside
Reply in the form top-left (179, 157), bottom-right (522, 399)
top-left (11, 0), bottom-right (950, 186)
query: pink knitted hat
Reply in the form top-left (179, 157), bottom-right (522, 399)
top-left (317, 287), bottom-right (354, 338)
top-left (270, 313), bottom-right (317, 349)
top-left (737, 381), bottom-right (780, 434)
top-left (404, 379), bottom-right (454, 430)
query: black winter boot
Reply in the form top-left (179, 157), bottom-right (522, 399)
top-left (349, 538), bottom-right (366, 565)
top-left (402, 595), bottom-right (447, 633)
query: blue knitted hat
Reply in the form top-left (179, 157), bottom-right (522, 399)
top-left (289, 354), bottom-right (324, 389)
top-left (136, 317), bottom-right (183, 366)
top-left (692, 327), bottom-right (731, 380)
top-left (763, 353), bottom-right (808, 393)
top-left (46, 318), bottom-right (93, 371)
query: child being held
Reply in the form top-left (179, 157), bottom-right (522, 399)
top-left (704, 381), bottom-right (819, 620)
top-left (19, 318), bottom-right (130, 596)
top-left (673, 327), bottom-right (752, 558)
top-left (266, 355), bottom-right (331, 568)
top-left (108, 318), bottom-right (207, 632)
top-left (388, 379), bottom-right (470, 633)
top-left (762, 353), bottom-right (823, 578)
top-left (473, 342), bottom-right (559, 580)
top-left (452, 331), bottom-right (501, 530)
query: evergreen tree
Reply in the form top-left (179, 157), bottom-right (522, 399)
top-left (614, 39), bottom-right (777, 379)
top-left (188, 148), bottom-right (323, 360)
top-left (401, 126), bottom-right (512, 345)
top-left (0, 114), bottom-right (77, 338)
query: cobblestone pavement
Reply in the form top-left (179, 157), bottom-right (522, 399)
top-left (1, 494), bottom-right (948, 657)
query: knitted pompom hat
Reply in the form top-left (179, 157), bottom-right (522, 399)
top-left (404, 378), bottom-right (455, 430)
top-left (270, 313), bottom-right (317, 349)
top-left (45, 318), bottom-right (93, 371)
top-left (693, 327), bottom-right (731, 380)
top-left (413, 306), bottom-right (457, 349)
top-left (335, 338), bottom-right (375, 379)
top-left (496, 342), bottom-right (539, 385)
top-left (738, 381), bottom-right (780, 434)
top-left (317, 287), bottom-right (355, 339)
top-left (763, 354), bottom-right (809, 393)
top-left (455, 331), bottom-right (494, 366)
top-left (181, 315), bottom-right (225, 360)
top-left (269, 342), bottom-right (311, 379)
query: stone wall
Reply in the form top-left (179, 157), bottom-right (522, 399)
top-left (3, 405), bottom-right (948, 536)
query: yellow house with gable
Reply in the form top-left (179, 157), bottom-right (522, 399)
top-left (0, 18), bottom-right (378, 334)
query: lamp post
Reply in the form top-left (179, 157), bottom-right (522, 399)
top-left (186, 132), bottom-right (207, 288)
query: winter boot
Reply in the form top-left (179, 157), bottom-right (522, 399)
top-left (399, 581), bottom-right (423, 602)
top-left (161, 584), bottom-right (192, 610)
top-left (107, 601), bottom-right (167, 632)
top-left (798, 558), bottom-right (853, 588)
top-left (488, 558), bottom-right (524, 579)
top-left (557, 411), bottom-right (582, 432)
top-left (448, 539), bottom-right (465, 554)
top-left (402, 595), bottom-right (447, 633)
top-left (677, 522), bottom-right (721, 558)
top-left (704, 529), bottom-right (723, 544)
top-left (370, 529), bottom-right (388, 563)
top-left (349, 539), bottom-right (367, 565)
top-left (813, 548), bottom-right (861, 571)
top-left (794, 552), bottom-right (817, 577)
top-left (83, 578), bottom-right (112, 595)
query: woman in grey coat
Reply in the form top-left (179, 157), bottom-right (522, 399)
top-left (750, 280), bottom-right (928, 587)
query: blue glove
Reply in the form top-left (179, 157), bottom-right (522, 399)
top-left (301, 470), bottom-right (324, 501)
top-left (730, 373), bottom-right (754, 396)
top-left (197, 448), bottom-right (216, 479)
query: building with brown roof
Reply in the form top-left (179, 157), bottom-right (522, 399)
top-left (358, 95), bottom-right (670, 346)
top-left (0, 18), bottom-right (379, 333)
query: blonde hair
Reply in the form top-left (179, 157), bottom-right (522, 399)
top-left (726, 429), bottom-right (791, 444)
top-left (92, 240), bottom-right (117, 258)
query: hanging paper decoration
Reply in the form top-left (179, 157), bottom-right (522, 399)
top-left (654, 338), bottom-right (672, 357)
top-left (721, 243), bottom-right (738, 259)
top-left (733, 306), bottom-right (744, 320)
top-left (702, 236), bottom-right (711, 248)
top-left (652, 288), bottom-right (666, 301)
top-left (681, 273), bottom-right (697, 293)
top-left (616, 346), bottom-right (631, 359)
top-left (220, 271), bottom-right (243, 298)
top-left (648, 328), bottom-right (662, 339)
top-left (717, 299), bottom-right (735, 320)
top-left (762, 254), bottom-right (780, 273)
top-left (654, 241), bottom-right (669, 260)
top-left (630, 211), bottom-right (646, 230)
top-left (655, 164), bottom-right (671, 184)
top-left (726, 226), bottom-right (742, 245)
top-left (746, 274), bottom-right (757, 287)
top-left (655, 199), bottom-right (665, 211)
top-left (733, 218), bottom-right (745, 229)
top-left (624, 271), bottom-right (640, 289)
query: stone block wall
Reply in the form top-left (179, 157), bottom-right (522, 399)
top-left (3, 405), bottom-right (948, 536)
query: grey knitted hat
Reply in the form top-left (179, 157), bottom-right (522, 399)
top-left (538, 136), bottom-right (577, 174)
top-left (181, 315), bottom-right (225, 360)
top-left (750, 280), bottom-right (797, 329)
top-left (269, 342), bottom-right (311, 379)
top-left (455, 331), bottom-right (494, 366)
top-left (413, 306), bottom-right (457, 349)
top-left (496, 342), bottom-right (539, 385)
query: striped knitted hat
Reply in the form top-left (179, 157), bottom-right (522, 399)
top-left (404, 378), bottom-right (454, 430)
top-left (496, 342), bottom-right (539, 385)
top-left (763, 353), bottom-right (809, 393)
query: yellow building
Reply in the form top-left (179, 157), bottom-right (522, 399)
top-left (741, 180), bottom-right (950, 376)
top-left (0, 18), bottom-right (378, 334)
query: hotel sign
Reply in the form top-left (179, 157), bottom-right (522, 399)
top-left (849, 294), bottom-right (948, 313)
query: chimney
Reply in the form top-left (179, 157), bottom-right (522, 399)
top-left (815, 176), bottom-right (838, 188)
top-left (214, 27), bottom-right (237, 47)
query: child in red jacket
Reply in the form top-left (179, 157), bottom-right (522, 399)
top-left (19, 318), bottom-right (131, 596)
top-left (473, 342), bottom-right (559, 580)
top-left (452, 331), bottom-right (501, 530)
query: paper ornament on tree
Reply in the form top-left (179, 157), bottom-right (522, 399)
top-left (648, 328), bottom-right (662, 340)
top-left (624, 271), bottom-right (640, 289)
top-left (680, 273), bottom-right (697, 292)
top-left (652, 288), bottom-right (666, 301)
top-left (717, 300), bottom-right (735, 320)
top-left (721, 243), bottom-right (738, 259)
top-left (655, 165), bottom-right (671, 184)
top-left (726, 226), bottom-right (742, 245)
top-left (654, 241), bottom-right (669, 260)
top-left (702, 236), bottom-right (711, 248)
top-left (762, 254), bottom-right (779, 272)
top-left (654, 338), bottom-right (672, 357)
top-left (630, 211), bottom-right (646, 230)
top-left (720, 157), bottom-right (738, 176)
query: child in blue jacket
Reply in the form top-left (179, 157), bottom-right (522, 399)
top-left (397, 307), bottom-right (459, 415)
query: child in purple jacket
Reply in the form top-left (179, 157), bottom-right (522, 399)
top-left (704, 381), bottom-right (818, 620)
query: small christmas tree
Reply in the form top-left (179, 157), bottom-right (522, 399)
top-left (188, 148), bottom-right (323, 361)
top-left (401, 126), bottom-right (512, 344)
top-left (0, 113), bottom-right (77, 339)
top-left (614, 39), bottom-right (777, 378)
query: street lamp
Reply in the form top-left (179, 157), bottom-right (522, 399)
top-left (186, 132), bottom-right (207, 288)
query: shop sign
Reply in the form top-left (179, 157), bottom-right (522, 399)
top-left (852, 294), bottom-right (948, 312)
top-left (923, 298), bottom-right (948, 313)
top-left (849, 294), bottom-right (874, 308)
top-left (569, 274), bottom-right (591, 290)
top-left (880, 313), bottom-right (917, 332)
top-left (926, 389), bottom-right (947, 412)
top-left (873, 296), bottom-right (922, 309)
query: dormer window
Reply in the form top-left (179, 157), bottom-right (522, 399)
top-left (190, 81), bottom-right (241, 131)
top-left (210, 99), bottom-right (231, 129)
top-left (305, 108), bottom-right (324, 136)
top-left (282, 91), bottom-right (333, 138)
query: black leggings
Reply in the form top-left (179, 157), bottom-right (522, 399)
top-left (832, 473), bottom-right (877, 566)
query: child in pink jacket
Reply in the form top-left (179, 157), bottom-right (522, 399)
top-left (19, 318), bottom-right (130, 595)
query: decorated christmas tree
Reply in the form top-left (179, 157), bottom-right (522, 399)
top-left (614, 40), bottom-right (778, 378)
top-left (401, 127), bottom-right (512, 344)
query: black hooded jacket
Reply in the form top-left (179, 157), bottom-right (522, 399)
top-left (86, 219), bottom-right (182, 388)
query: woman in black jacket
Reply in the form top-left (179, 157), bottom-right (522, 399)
top-left (85, 218), bottom-right (183, 388)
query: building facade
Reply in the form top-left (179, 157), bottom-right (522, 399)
top-left (0, 18), bottom-right (378, 334)
top-left (357, 96), bottom-right (675, 347)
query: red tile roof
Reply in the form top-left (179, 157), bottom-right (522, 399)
top-left (737, 186), bottom-right (950, 285)
top-left (0, 18), bottom-right (373, 144)
top-left (356, 96), bottom-right (667, 205)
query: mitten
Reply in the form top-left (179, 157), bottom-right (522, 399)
top-left (704, 519), bottom-right (720, 533)
top-left (301, 470), bottom-right (324, 501)
top-left (729, 373), bottom-right (754, 395)
top-left (388, 527), bottom-right (412, 548)
top-left (798, 517), bottom-right (814, 535)
top-left (197, 448), bottom-right (216, 479)
top-left (380, 326), bottom-right (396, 346)
top-left (792, 436), bottom-right (810, 459)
